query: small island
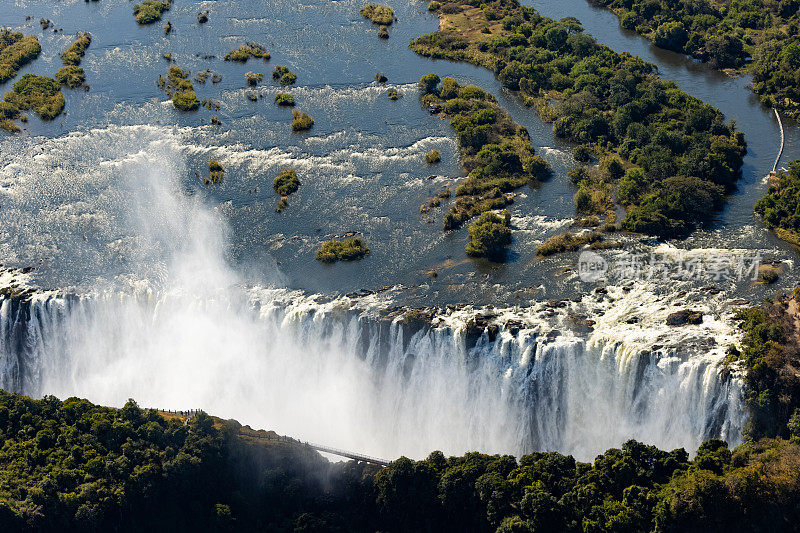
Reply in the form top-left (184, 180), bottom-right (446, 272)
top-left (316, 237), bottom-right (370, 262)
top-left (274, 92), bottom-right (295, 106)
top-left (291, 110), bottom-right (314, 131)
top-left (133, 0), bottom-right (171, 25)
top-left (272, 65), bottom-right (297, 86)
top-left (57, 33), bottom-right (91, 89)
top-left (157, 66), bottom-right (200, 111)
top-left (224, 43), bottom-right (270, 62)
top-left (0, 29), bottom-right (41, 84)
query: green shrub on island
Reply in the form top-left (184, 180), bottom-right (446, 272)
top-left (157, 66), bottom-right (200, 111)
top-left (316, 237), bottom-right (370, 262)
top-left (378, 25), bottom-right (389, 38)
top-left (245, 92), bottom-right (258, 102)
top-left (273, 168), bottom-right (300, 196)
top-left (55, 65), bottom-right (85, 89)
top-left (163, 20), bottom-right (172, 34)
top-left (224, 43), bottom-right (270, 62)
top-left (0, 101), bottom-right (21, 132)
top-left (360, 4), bottom-right (394, 25)
top-left (245, 71), bottom-right (263, 86)
top-left (291, 109), bottom-right (314, 131)
top-left (428, 1), bottom-right (441, 11)
top-left (0, 29), bottom-right (41, 84)
top-left (273, 65), bottom-right (297, 86)
top-left (465, 211), bottom-right (512, 258)
top-left (387, 87), bottom-right (400, 100)
top-left (197, 10), bottom-right (209, 24)
top-left (206, 160), bottom-right (224, 184)
top-left (425, 148), bottom-right (441, 164)
top-left (133, 0), bottom-right (171, 24)
top-left (418, 75), bottom-right (550, 231)
top-left (375, 72), bottom-right (388, 83)
top-left (3, 74), bottom-right (65, 121)
top-left (411, 0), bottom-right (746, 238)
top-left (60, 32), bottom-right (91, 66)
top-left (275, 92), bottom-right (295, 106)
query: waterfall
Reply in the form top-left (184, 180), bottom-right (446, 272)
top-left (0, 284), bottom-right (747, 462)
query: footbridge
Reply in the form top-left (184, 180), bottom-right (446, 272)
top-left (158, 409), bottom-right (391, 467)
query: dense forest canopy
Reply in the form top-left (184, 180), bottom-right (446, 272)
top-left (2, 388), bottom-right (800, 532)
top-left (590, 0), bottom-right (800, 119)
top-left (412, 0), bottom-right (747, 238)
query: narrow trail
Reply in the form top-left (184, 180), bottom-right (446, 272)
top-left (772, 107), bottom-right (785, 174)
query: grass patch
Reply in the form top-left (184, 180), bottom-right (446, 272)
top-left (3, 74), bottom-right (64, 121)
top-left (273, 168), bottom-right (300, 197)
top-left (224, 43), bottom-right (270, 62)
top-left (316, 238), bottom-right (370, 262)
top-left (0, 29), bottom-right (41, 84)
top-left (133, 0), bottom-right (171, 25)
top-left (274, 92), bottom-right (295, 106)
top-left (291, 110), bottom-right (314, 131)
top-left (360, 4), bottom-right (394, 25)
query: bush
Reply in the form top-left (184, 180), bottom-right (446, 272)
top-left (418, 73), bottom-right (441, 95)
top-left (387, 88), bottom-right (400, 100)
top-left (425, 149), bottom-right (441, 164)
top-left (316, 238), bottom-right (370, 262)
top-left (273, 168), bottom-right (300, 196)
top-left (378, 25), bottom-right (389, 39)
top-left (375, 72), bottom-right (388, 83)
top-left (536, 231), bottom-right (601, 256)
top-left (428, 1), bottom-right (441, 10)
top-left (275, 92), bottom-right (295, 106)
top-left (465, 211), bottom-right (512, 258)
top-left (197, 10), bottom-right (209, 24)
top-left (133, 0), bottom-right (170, 24)
top-left (3, 74), bottom-right (64, 120)
top-left (245, 72), bottom-right (263, 86)
top-left (172, 90), bottom-right (200, 111)
top-left (360, 4), bottom-right (394, 25)
top-left (207, 160), bottom-right (224, 184)
top-left (291, 110), bottom-right (314, 131)
top-left (55, 65), bottom-right (85, 88)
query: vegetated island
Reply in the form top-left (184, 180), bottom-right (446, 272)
top-left (1, 74), bottom-right (65, 133)
top-left (272, 65), bottom-right (297, 86)
top-left (413, 0), bottom-right (747, 241)
top-left (274, 92), bottom-right (295, 106)
top-left (56, 32), bottom-right (91, 89)
top-left (590, 0), bottom-right (800, 121)
top-left (0, 29), bottom-right (41, 84)
top-left (133, 0), bottom-right (171, 25)
top-left (361, 4), bottom-right (394, 38)
top-left (273, 168), bottom-right (300, 211)
top-left (417, 74), bottom-right (550, 257)
top-left (291, 109), bottom-right (313, 131)
top-left (223, 43), bottom-right (270, 62)
top-left (316, 237), bottom-right (370, 262)
top-left (2, 385), bottom-right (800, 531)
top-left (157, 66), bottom-right (200, 111)
top-left (755, 159), bottom-right (800, 246)
top-left (205, 160), bottom-right (224, 185)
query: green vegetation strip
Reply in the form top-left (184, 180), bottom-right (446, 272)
top-left (57, 33), bottom-right (92, 89)
top-left (592, 0), bottom-right (800, 120)
top-left (0, 29), bottom-right (41, 84)
top-left (1, 74), bottom-right (65, 132)
top-left (413, 0), bottom-right (746, 239)
top-left (223, 43), bottom-right (270, 62)
top-left (2, 389), bottom-right (800, 530)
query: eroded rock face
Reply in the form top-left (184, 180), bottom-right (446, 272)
top-left (666, 309), bottom-right (703, 326)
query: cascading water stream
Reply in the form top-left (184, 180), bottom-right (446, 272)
top-left (0, 283), bottom-right (746, 461)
